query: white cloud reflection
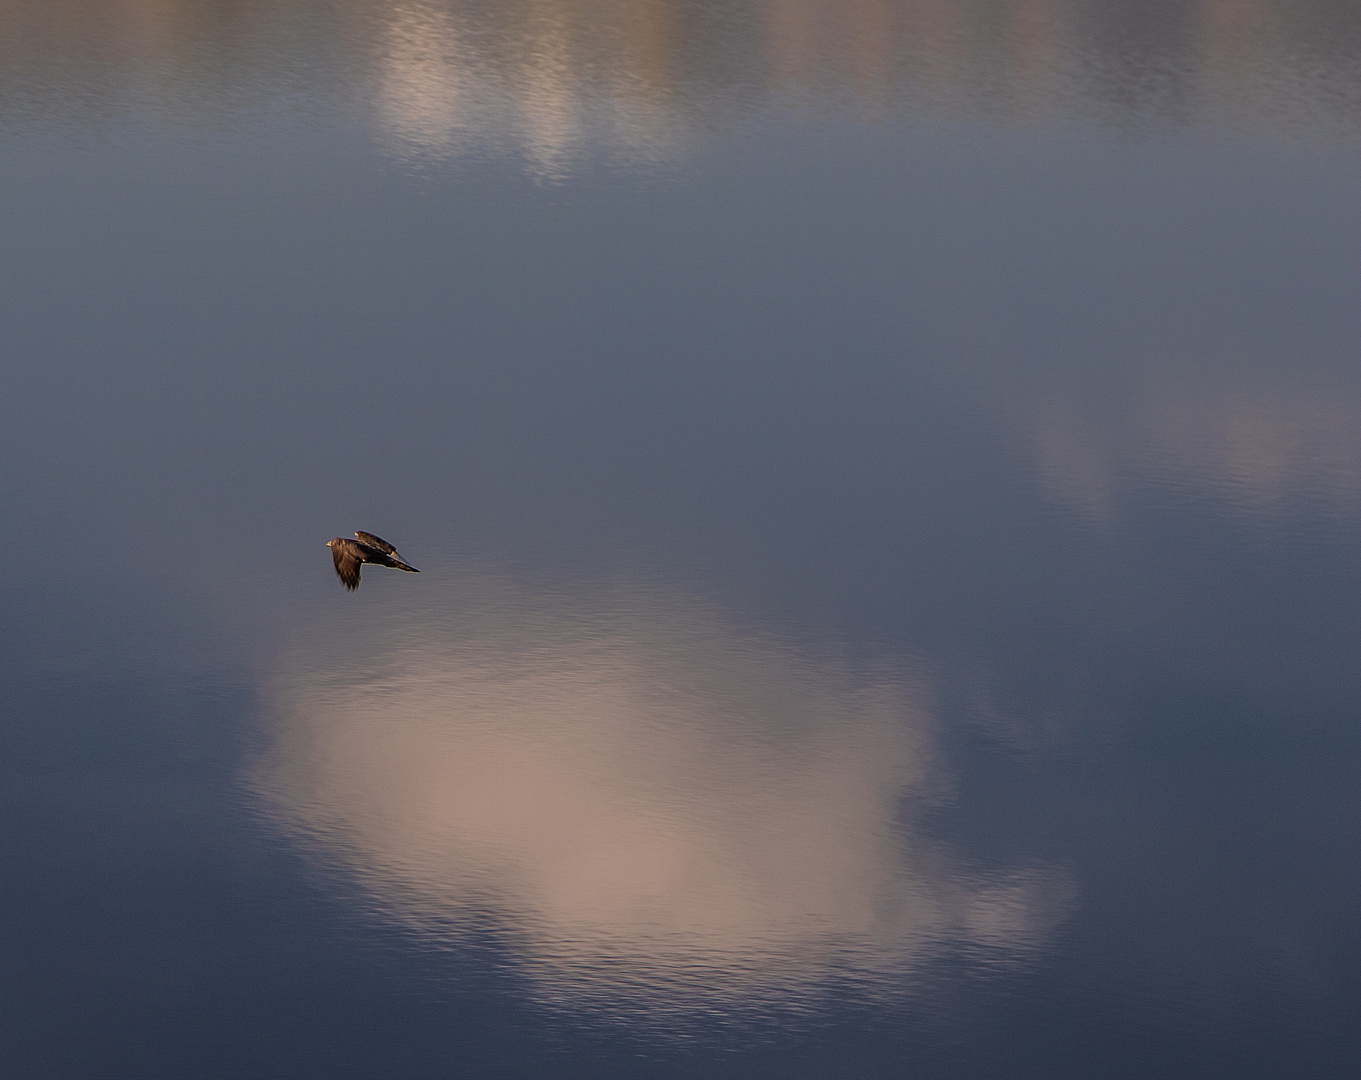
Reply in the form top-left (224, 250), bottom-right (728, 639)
top-left (252, 576), bottom-right (1071, 1021)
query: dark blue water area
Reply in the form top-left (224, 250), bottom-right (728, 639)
top-left (2, 54), bottom-right (1360, 1079)
top-left (0, 667), bottom-right (537, 1079)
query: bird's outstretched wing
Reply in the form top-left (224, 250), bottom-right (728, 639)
top-left (355, 531), bottom-right (418, 571)
top-left (355, 531), bottom-right (398, 557)
top-left (330, 538), bottom-right (365, 590)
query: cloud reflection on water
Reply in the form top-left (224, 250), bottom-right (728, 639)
top-left (253, 576), bottom-right (1071, 1020)
top-left (1032, 378), bottom-right (1361, 523)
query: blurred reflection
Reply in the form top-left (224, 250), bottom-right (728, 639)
top-left (2, 1), bottom-right (1356, 165)
top-left (377, 2), bottom-right (474, 162)
top-left (1032, 377), bottom-right (1361, 521)
top-left (253, 576), bottom-right (1071, 1019)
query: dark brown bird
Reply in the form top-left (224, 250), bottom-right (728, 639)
top-left (326, 532), bottom-right (420, 591)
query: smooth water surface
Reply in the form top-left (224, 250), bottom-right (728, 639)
top-left (2, 2), bottom-right (1359, 1076)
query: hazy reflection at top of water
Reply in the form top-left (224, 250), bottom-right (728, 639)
top-left (253, 574), bottom-right (1072, 1022)
top-left (1, 0), bottom-right (1357, 173)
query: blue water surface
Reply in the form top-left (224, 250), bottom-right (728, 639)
top-left (1, 2), bottom-right (1359, 1076)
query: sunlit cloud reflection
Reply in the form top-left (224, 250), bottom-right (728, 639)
top-left (252, 577), bottom-right (1072, 1020)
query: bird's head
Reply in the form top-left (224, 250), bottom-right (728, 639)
top-left (325, 539), bottom-right (334, 548)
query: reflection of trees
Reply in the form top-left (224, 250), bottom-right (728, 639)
top-left (1072, 0), bottom-right (1200, 121)
top-left (2, 1), bottom-right (1357, 143)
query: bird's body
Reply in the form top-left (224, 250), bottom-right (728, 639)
top-left (327, 533), bottom-right (420, 590)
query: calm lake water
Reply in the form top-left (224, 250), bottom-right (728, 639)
top-left (2, 1), bottom-right (1359, 1076)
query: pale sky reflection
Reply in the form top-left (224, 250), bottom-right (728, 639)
top-left (253, 577), bottom-right (1072, 1019)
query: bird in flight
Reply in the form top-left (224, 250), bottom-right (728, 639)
top-left (326, 532), bottom-right (420, 591)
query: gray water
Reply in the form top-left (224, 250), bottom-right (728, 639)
top-left (2, 2), bottom-right (1359, 1076)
